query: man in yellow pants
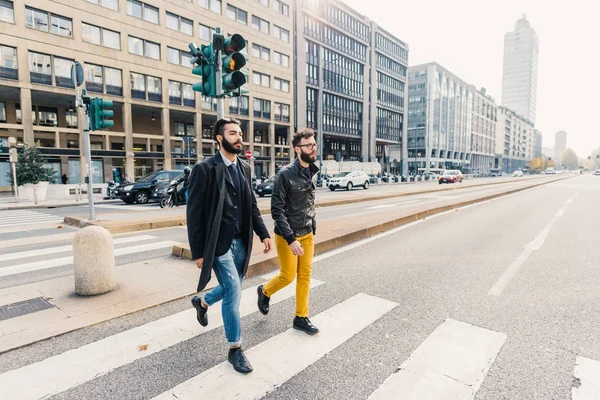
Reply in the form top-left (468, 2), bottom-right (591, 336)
top-left (257, 128), bottom-right (320, 334)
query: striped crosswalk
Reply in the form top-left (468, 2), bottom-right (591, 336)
top-left (0, 276), bottom-right (598, 400)
top-left (0, 209), bottom-right (64, 227)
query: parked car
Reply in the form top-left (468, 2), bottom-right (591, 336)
top-left (422, 172), bottom-right (438, 181)
top-left (327, 171), bottom-right (370, 191)
top-left (255, 175), bottom-right (275, 197)
top-left (594, 169), bottom-right (600, 176)
top-left (513, 170), bottom-right (524, 177)
top-left (117, 170), bottom-right (183, 204)
top-left (438, 170), bottom-right (463, 184)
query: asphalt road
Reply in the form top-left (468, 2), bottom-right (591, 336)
top-left (1, 175), bottom-right (598, 399)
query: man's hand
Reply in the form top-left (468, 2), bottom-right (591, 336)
top-left (195, 258), bottom-right (203, 269)
top-left (262, 238), bottom-right (273, 253)
top-left (289, 240), bottom-right (304, 256)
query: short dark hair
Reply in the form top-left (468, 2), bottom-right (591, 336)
top-left (213, 117), bottom-right (242, 141)
top-left (292, 128), bottom-right (315, 148)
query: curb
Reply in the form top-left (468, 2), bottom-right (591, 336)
top-left (172, 176), bottom-right (571, 280)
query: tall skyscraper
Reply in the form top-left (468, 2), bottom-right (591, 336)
top-left (501, 15), bottom-right (539, 123)
top-left (554, 130), bottom-right (567, 168)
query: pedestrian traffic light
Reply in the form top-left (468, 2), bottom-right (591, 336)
top-left (89, 98), bottom-right (114, 131)
top-left (221, 34), bottom-right (247, 95)
top-left (190, 43), bottom-right (216, 97)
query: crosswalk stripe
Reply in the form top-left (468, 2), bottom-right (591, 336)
top-left (572, 356), bottom-right (600, 399)
top-left (0, 279), bottom-right (325, 400)
top-left (152, 293), bottom-right (397, 400)
top-left (0, 235), bottom-right (157, 262)
top-left (0, 241), bottom-right (179, 278)
top-left (0, 217), bottom-right (62, 225)
top-left (367, 318), bottom-right (507, 400)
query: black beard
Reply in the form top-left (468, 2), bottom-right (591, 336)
top-left (300, 151), bottom-right (316, 164)
top-left (221, 138), bottom-right (242, 154)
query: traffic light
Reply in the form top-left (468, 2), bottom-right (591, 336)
top-left (221, 34), bottom-right (247, 95)
top-left (190, 43), bottom-right (216, 97)
top-left (89, 98), bottom-right (114, 131)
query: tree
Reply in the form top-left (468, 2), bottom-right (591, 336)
top-left (529, 156), bottom-right (552, 172)
top-left (561, 148), bottom-right (579, 170)
top-left (6, 145), bottom-right (57, 186)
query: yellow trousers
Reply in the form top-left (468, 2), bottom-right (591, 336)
top-left (262, 233), bottom-right (314, 317)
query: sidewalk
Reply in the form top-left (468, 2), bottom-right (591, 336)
top-left (0, 175), bottom-right (569, 353)
top-left (0, 196), bottom-right (111, 211)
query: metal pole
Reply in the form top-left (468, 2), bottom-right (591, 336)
top-left (83, 103), bottom-right (95, 221)
top-left (215, 28), bottom-right (224, 120)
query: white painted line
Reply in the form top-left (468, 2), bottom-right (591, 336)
top-left (0, 280), bottom-right (325, 400)
top-left (152, 293), bottom-right (397, 400)
top-left (0, 241), bottom-right (179, 278)
top-left (572, 356), bottom-right (600, 399)
top-left (95, 204), bottom-right (159, 211)
top-left (368, 318), bottom-right (507, 400)
top-left (0, 235), bottom-right (157, 262)
top-left (367, 200), bottom-right (419, 210)
top-left (488, 192), bottom-right (578, 296)
top-left (0, 219), bottom-right (63, 227)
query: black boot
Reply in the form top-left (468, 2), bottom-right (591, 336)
top-left (228, 347), bottom-right (253, 373)
top-left (293, 316), bottom-right (319, 335)
top-left (257, 285), bottom-right (270, 315)
top-left (191, 296), bottom-right (208, 327)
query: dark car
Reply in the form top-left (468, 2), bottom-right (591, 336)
top-left (117, 170), bottom-right (183, 204)
top-left (255, 175), bottom-right (275, 197)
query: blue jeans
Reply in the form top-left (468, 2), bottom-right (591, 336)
top-left (202, 238), bottom-right (246, 347)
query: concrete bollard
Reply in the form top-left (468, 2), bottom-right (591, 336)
top-left (73, 226), bottom-right (116, 296)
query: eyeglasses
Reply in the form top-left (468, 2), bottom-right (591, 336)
top-left (297, 143), bottom-right (318, 150)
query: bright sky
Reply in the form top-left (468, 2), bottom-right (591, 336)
top-left (343, 0), bottom-right (600, 157)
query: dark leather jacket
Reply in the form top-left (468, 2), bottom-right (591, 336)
top-left (271, 159), bottom-right (319, 244)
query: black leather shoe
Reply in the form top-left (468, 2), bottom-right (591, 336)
top-left (228, 347), bottom-right (253, 374)
top-left (293, 316), bottom-right (319, 335)
top-left (191, 296), bottom-right (208, 327)
top-left (257, 285), bottom-right (270, 315)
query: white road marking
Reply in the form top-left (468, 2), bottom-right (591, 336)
top-left (0, 235), bottom-right (156, 262)
top-left (152, 293), bottom-right (397, 400)
top-left (572, 356), bottom-right (600, 400)
top-left (0, 279), bottom-right (325, 400)
top-left (0, 241), bottom-right (179, 278)
top-left (368, 318), bottom-right (507, 400)
top-left (488, 192), bottom-right (578, 296)
top-left (366, 200), bottom-right (419, 210)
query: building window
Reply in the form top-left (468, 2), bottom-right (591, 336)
top-left (252, 15), bottom-right (269, 34)
top-left (253, 98), bottom-right (270, 119)
top-left (252, 71), bottom-right (270, 87)
top-left (85, 63), bottom-right (123, 96)
top-left (274, 102), bottom-right (290, 122)
top-left (168, 81), bottom-right (195, 107)
top-left (166, 12), bottom-right (193, 35)
top-left (25, 7), bottom-right (72, 37)
top-left (86, 0), bottom-right (118, 10)
top-left (129, 36), bottom-right (160, 60)
top-left (229, 95), bottom-right (249, 115)
top-left (82, 23), bottom-right (120, 49)
top-left (254, 0), bottom-right (269, 6)
top-left (167, 47), bottom-right (192, 66)
top-left (274, 78), bottom-right (289, 92)
top-left (0, 101), bottom-right (6, 122)
top-left (54, 57), bottom-right (74, 88)
top-left (274, 51), bottom-right (289, 67)
top-left (227, 4), bottom-right (247, 24)
top-left (169, 80), bottom-right (182, 105)
top-left (85, 63), bottom-right (103, 93)
top-left (252, 44), bottom-right (270, 61)
top-left (0, 45), bottom-right (18, 80)
top-left (131, 72), bottom-right (162, 102)
top-left (199, 0), bottom-right (221, 14)
top-left (65, 109), bottom-right (78, 128)
top-left (127, 0), bottom-right (158, 24)
top-left (273, 0), bottom-right (289, 16)
top-left (199, 24), bottom-right (213, 41)
top-left (273, 25), bottom-right (289, 42)
top-left (174, 122), bottom-right (194, 137)
top-left (28, 52), bottom-right (52, 85)
top-left (0, 0), bottom-right (14, 23)
top-left (105, 67), bottom-right (123, 96)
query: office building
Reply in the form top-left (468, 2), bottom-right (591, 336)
top-left (470, 87), bottom-right (497, 175)
top-left (407, 62), bottom-right (473, 174)
top-left (0, 0), bottom-right (294, 190)
top-left (494, 106), bottom-right (534, 173)
top-left (501, 15), bottom-right (539, 123)
top-left (294, 0), bottom-right (409, 174)
top-left (534, 129), bottom-right (542, 157)
top-left (554, 130), bottom-right (567, 169)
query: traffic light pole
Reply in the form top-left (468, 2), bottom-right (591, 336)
top-left (215, 28), bottom-right (224, 120)
top-left (82, 102), bottom-right (95, 221)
